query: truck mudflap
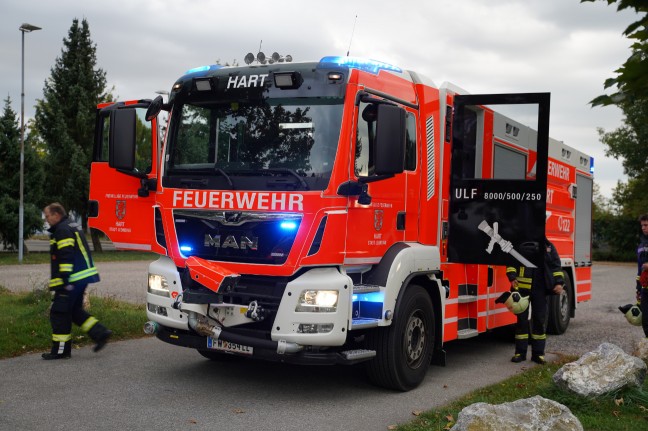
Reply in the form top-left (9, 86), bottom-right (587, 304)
top-left (155, 325), bottom-right (376, 366)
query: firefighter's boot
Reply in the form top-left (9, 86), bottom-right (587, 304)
top-left (42, 341), bottom-right (71, 360)
top-left (511, 334), bottom-right (528, 363)
top-left (88, 322), bottom-right (112, 353)
top-left (530, 335), bottom-right (546, 365)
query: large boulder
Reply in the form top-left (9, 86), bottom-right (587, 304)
top-left (553, 343), bottom-right (646, 397)
top-left (449, 395), bottom-right (582, 431)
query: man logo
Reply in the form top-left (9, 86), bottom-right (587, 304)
top-left (116, 200), bottom-right (126, 220)
top-left (374, 210), bottom-right (384, 231)
top-left (224, 212), bottom-right (242, 224)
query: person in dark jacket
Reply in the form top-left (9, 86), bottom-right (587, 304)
top-left (635, 214), bottom-right (648, 337)
top-left (506, 237), bottom-right (564, 365)
top-left (42, 203), bottom-right (111, 360)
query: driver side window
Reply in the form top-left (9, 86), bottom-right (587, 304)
top-left (355, 102), bottom-right (416, 176)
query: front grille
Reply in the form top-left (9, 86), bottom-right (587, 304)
top-left (174, 210), bottom-right (301, 264)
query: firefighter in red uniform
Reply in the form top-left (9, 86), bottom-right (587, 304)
top-left (42, 203), bottom-right (112, 360)
top-left (506, 238), bottom-right (564, 365)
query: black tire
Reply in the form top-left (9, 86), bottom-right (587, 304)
top-left (365, 285), bottom-right (435, 391)
top-left (546, 272), bottom-right (573, 335)
top-left (197, 349), bottom-right (244, 362)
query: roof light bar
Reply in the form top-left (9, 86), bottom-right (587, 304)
top-left (184, 64), bottom-right (224, 76)
top-left (318, 56), bottom-right (402, 75)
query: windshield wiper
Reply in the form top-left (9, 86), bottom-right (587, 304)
top-left (264, 168), bottom-right (310, 190)
top-left (214, 166), bottom-right (235, 190)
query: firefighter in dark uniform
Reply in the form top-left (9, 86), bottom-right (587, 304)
top-left (635, 214), bottom-right (648, 337)
top-left (42, 203), bottom-right (111, 360)
top-left (506, 238), bottom-right (564, 365)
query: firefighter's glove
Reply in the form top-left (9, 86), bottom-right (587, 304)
top-left (510, 280), bottom-right (519, 292)
top-left (54, 285), bottom-right (74, 293)
top-left (52, 285), bottom-right (73, 294)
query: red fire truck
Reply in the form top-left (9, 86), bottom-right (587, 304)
top-left (89, 56), bottom-right (593, 391)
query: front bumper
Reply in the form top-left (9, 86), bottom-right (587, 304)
top-left (156, 324), bottom-right (372, 366)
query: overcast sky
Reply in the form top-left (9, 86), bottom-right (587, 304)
top-left (1, 0), bottom-right (638, 198)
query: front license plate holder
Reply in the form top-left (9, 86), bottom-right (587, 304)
top-left (207, 337), bottom-right (253, 355)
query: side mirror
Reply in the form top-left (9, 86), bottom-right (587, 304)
top-left (145, 95), bottom-right (164, 121)
top-left (374, 104), bottom-right (406, 175)
top-left (108, 108), bottom-right (136, 171)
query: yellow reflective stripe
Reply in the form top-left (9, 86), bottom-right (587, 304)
top-left (517, 284), bottom-right (532, 289)
top-left (59, 263), bottom-right (73, 272)
top-left (81, 316), bottom-right (99, 332)
top-left (506, 267), bottom-right (516, 273)
top-left (531, 334), bottom-right (547, 340)
top-left (50, 239), bottom-right (56, 245)
top-left (552, 271), bottom-right (563, 277)
top-left (49, 278), bottom-right (64, 288)
top-left (520, 268), bottom-right (526, 277)
top-left (57, 238), bottom-right (75, 249)
top-left (52, 333), bottom-right (72, 342)
top-left (75, 232), bottom-right (92, 268)
top-left (69, 267), bottom-right (99, 282)
top-left (515, 334), bottom-right (529, 340)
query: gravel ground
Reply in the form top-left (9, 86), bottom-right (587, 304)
top-left (550, 261), bottom-right (642, 357)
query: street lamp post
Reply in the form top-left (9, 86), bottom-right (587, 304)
top-left (18, 23), bottom-right (42, 263)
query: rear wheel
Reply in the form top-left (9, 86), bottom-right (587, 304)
top-left (366, 285), bottom-right (435, 391)
top-left (546, 272), bottom-right (572, 335)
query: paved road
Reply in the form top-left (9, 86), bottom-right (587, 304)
top-left (0, 262), bottom-right (642, 431)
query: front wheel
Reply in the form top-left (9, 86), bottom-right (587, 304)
top-left (365, 285), bottom-right (435, 391)
top-left (546, 272), bottom-right (573, 335)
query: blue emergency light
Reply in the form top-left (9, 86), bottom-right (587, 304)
top-left (318, 56), bottom-right (402, 75)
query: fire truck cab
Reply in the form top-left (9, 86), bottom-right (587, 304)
top-left (89, 56), bottom-right (593, 391)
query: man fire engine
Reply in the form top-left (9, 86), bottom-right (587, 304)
top-left (89, 55), bottom-right (593, 391)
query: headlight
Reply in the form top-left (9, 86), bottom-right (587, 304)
top-left (148, 274), bottom-right (170, 297)
top-left (295, 290), bottom-right (338, 312)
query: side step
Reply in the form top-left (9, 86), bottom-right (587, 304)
top-left (457, 329), bottom-right (479, 339)
top-left (341, 349), bottom-right (376, 361)
top-left (351, 317), bottom-right (381, 330)
top-left (353, 283), bottom-right (381, 293)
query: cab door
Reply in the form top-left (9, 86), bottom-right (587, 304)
top-left (88, 101), bottom-right (160, 251)
top-left (343, 95), bottom-right (408, 263)
top-left (446, 93), bottom-right (550, 269)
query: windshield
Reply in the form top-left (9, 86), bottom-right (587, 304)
top-left (164, 98), bottom-right (344, 191)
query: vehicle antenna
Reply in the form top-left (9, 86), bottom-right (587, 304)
top-left (346, 15), bottom-right (357, 57)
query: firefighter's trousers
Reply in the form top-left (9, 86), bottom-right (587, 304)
top-left (50, 284), bottom-right (108, 355)
top-left (514, 283), bottom-right (548, 356)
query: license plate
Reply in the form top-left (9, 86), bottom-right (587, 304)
top-left (207, 337), bottom-right (253, 355)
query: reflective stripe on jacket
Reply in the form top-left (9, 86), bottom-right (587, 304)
top-left (48, 216), bottom-right (100, 289)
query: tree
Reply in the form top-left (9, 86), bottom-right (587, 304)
top-left (598, 96), bottom-right (648, 212)
top-left (593, 97), bottom-right (648, 260)
top-left (582, 0), bottom-right (648, 106)
top-left (0, 97), bottom-right (45, 250)
top-left (34, 18), bottom-right (110, 236)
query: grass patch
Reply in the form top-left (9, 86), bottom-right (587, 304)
top-left (396, 356), bottom-right (648, 431)
top-left (0, 286), bottom-right (149, 359)
top-left (0, 251), bottom-right (156, 265)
